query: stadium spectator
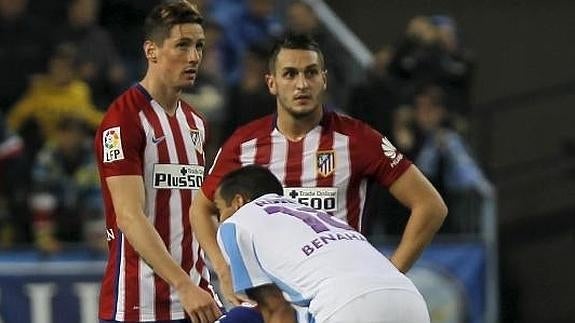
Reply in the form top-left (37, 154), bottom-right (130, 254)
top-left (190, 34), bottom-right (447, 309)
top-left (54, 0), bottom-right (129, 108)
top-left (0, 112), bottom-right (25, 248)
top-left (215, 0), bottom-right (283, 85)
top-left (347, 45), bottom-right (399, 136)
top-left (430, 15), bottom-right (475, 130)
top-left (388, 15), bottom-right (444, 105)
top-left (222, 43), bottom-right (275, 141)
top-left (0, 0), bottom-right (52, 111)
top-left (215, 165), bottom-right (431, 323)
top-left (410, 85), bottom-right (492, 232)
top-left (29, 117), bottom-right (102, 253)
top-left (7, 42), bottom-right (103, 164)
top-left (285, 0), bottom-right (356, 108)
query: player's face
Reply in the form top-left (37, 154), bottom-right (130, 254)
top-left (266, 49), bottom-right (327, 119)
top-left (214, 189), bottom-right (238, 222)
top-left (154, 23), bottom-right (205, 90)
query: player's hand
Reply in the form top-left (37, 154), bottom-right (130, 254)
top-left (176, 280), bottom-right (221, 323)
top-left (217, 265), bottom-right (251, 306)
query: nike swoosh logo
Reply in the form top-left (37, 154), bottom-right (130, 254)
top-left (152, 136), bottom-right (165, 144)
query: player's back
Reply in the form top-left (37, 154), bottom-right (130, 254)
top-left (225, 194), bottom-right (417, 321)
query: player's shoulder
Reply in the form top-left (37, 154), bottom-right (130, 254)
top-left (104, 85), bottom-right (147, 117)
top-left (326, 110), bottom-right (379, 137)
top-left (98, 86), bottom-right (147, 132)
top-left (226, 114), bottom-right (275, 143)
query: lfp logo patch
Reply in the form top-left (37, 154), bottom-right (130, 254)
top-left (103, 127), bottom-right (124, 162)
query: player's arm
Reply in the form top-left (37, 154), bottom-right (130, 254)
top-left (246, 285), bottom-right (296, 323)
top-left (388, 165), bottom-right (448, 272)
top-left (107, 175), bottom-right (221, 322)
top-left (190, 190), bottom-right (247, 306)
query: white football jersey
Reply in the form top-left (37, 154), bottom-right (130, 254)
top-left (217, 194), bottom-right (418, 322)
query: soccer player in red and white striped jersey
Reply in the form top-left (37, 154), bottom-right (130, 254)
top-left (94, 2), bottom-right (221, 322)
top-left (190, 34), bottom-right (448, 309)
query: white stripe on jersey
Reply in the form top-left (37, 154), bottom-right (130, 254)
top-left (333, 132), bottom-right (350, 223)
top-left (139, 257), bottom-right (155, 320)
top-left (138, 111), bottom-right (157, 320)
top-left (357, 180), bottom-right (368, 233)
top-left (116, 234), bottom-right (127, 321)
top-left (239, 138), bottom-right (257, 165)
top-left (301, 126), bottom-right (322, 186)
top-left (153, 101), bottom-right (186, 320)
top-left (269, 129), bottom-right (288, 183)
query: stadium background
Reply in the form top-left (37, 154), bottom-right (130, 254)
top-left (1, 0), bottom-right (574, 322)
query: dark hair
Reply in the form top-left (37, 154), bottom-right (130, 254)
top-left (217, 165), bottom-right (283, 205)
top-left (144, 0), bottom-right (203, 45)
top-left (268, 33), bottom-right (325, 73)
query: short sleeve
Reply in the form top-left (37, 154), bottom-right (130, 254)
top-left (217, 222), bottom-right (272, 294)
top-left (354, 124), bottom-right (412, 187)
top-left (201, 139), bottom-right (242, 200)
top-left (94, 103), bottom-right (144, 177)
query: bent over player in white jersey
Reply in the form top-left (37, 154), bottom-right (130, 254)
top-left (214, 165), bottom-right (431, 323)
top-left (190, 34), bottom-right (447, 307)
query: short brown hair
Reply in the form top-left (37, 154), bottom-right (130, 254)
top-left (268, 33), bottom-right (325, 74)
top-left (144, 0), bottom-right (203, 45)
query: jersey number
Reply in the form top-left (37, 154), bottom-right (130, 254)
top-left (263, 205), bottom-right (353, 233)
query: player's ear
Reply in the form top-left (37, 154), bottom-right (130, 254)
top-left (265, 73), bottom-right (277, 95)
top-left (144, 40), bottom-right (158, 63)
top-left (322, 69), bottom-right (327, 90)
top-left (232, 193), bottom-right (248, 210)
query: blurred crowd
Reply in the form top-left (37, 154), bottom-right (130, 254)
top-left (0, 0), bottom-right (492, 253)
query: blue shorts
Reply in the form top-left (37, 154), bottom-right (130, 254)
top-left (217, 305), bottom-right (263, 323)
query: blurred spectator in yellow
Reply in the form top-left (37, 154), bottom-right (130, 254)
top-left (7, 42), bottom-right (103, 162)
top-left (0, 0), bottom-right (52, 111)
top-left (54, 0), bottom-right (129, 108)
top-left (29, 117), bottom-right (103, 253)
top-left (0, 112), bottom-right (25, 248)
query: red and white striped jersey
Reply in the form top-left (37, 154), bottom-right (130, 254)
top-left (94, 84), bottom-right (211, 321)
top-left (202, 110), bottom-right (411, 232)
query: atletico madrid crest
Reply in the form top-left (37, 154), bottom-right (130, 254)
top-left (190, 129), bottom-right (203, 153)
top-left (316, 150), bottom-right (335, 177)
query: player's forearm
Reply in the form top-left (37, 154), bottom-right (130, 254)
top-left (117, 212), bottom-right (191, 288)
top-left (391, 203), bottom-right (447, 272)
top-left (190, 194), bottom-right (228, 272)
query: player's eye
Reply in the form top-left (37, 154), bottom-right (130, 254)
top-left (283, 70), bottom-right (297, 78)
top-left (305, 69), bottom-right (319, 78)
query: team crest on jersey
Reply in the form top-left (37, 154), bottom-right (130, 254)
top-left (190, 128), bottom-right (203, 153)
top-left (316, 150), bottom-right (335, 177)
top-left (103, 127), bottom-right (124, 163)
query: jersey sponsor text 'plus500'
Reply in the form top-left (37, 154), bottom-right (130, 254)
top-left (153, 164), bottom-right (204, 189)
